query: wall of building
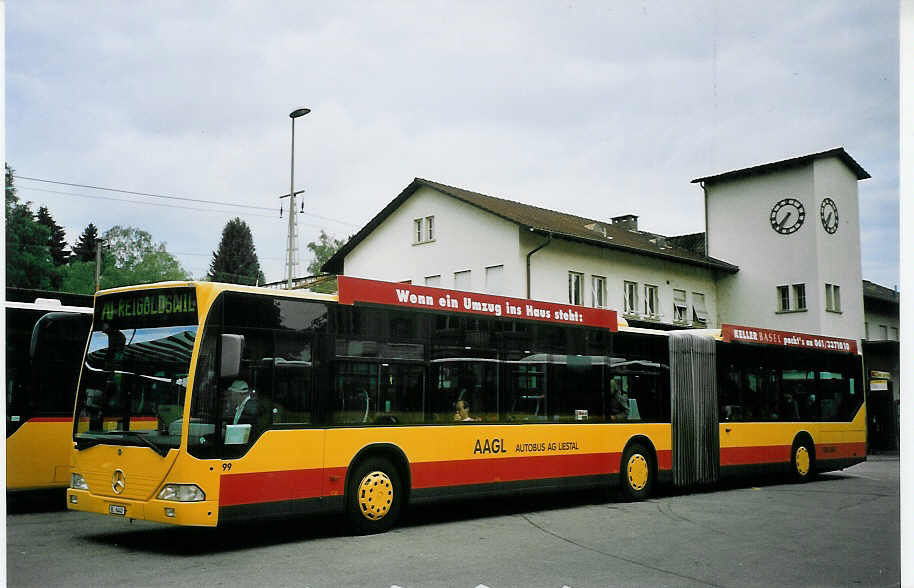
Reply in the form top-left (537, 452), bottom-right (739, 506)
top-left (706, 156), bottom-right (864, 342)
top-left (864, 307), bottom-right (900, 341)
top-left (343, 186), bottom-right (523, 294)
top-left (521, 232), bottom-right (719, 325)
top-left (812, 157), bottom-right (865, 342)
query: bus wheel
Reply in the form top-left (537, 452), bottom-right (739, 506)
top-left (791, 438), bottom-right (815, 483)
top-left (620, 442), bottom-right (654, 500)
top-left (346, 457), bottom-right (403, 534)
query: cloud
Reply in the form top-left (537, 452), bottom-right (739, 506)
top-left (6, 1), bottom-right (899, 287)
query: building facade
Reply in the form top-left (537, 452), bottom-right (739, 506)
top-left (326, 178), bottom-right (739, 330)
top-left (324, 148), bottom-right (870, 342)
top-left (861, 280), bottom-right (900, 450)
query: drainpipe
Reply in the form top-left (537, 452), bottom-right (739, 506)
top-left (700, 181), bottom-right (709, 259)
top-left (526, 230), bottom-right (552, 299)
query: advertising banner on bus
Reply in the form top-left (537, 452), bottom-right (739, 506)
top-left (337, 276), bottom-right (618, 330)
top-left (721, 323), bottom-right (857, 354)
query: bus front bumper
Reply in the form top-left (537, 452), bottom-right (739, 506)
top-left (66, 489), bottom-right (218, 527)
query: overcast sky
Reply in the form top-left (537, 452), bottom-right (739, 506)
top-left (6, 1), bottom-right (900, 289)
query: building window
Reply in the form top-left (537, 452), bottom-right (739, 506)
top-left (880, 325), bottom-right (888, 340)
top-left (892, 327), bottom-right (899, 341)
top-left (485, 265), bottom-right (504, 294)
top-left (568, 272), bottom-right (583, 305)
top-left (673, 289), bottom-right (687, 323)
top-left (793, 284), bottom-right (807, 310)
top-left (692, 292), bottom-right (708, 325)
top-left (777, 285), bottom-right (790, 312)
top-left (865, 322), bottom-right (869, 340)
top-left (592, 276), bottom-right (606, 308)
top-left (777, 284), bottom-right (807, 312)
top-left (413, 216), bottom-right (435, 244)
top-left (825, 283), bottom-right (841, 312)
top-left (425, 275), bottom-right (441, 287)
top-left (454, 270), bottom-right (471, 291)
top-left (643, 284), bottom-right (659, 318)
top-left (624, 281), bottom-right (638, 315)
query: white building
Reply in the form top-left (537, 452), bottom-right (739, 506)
top-left (323, 148), bottom-right (870, 345)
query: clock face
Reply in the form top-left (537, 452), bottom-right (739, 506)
top-left (770, 198), bottom-right (806, 235)
top-left (820, 197), bottom-right (839, 234)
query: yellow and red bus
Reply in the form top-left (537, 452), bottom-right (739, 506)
top-left (67, 278), bottom-right (865, 533)
top-left (6, 289), bottom-right (93, 492)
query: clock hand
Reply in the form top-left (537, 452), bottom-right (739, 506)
top-left (826, 212), bottom-right (833, 226)
top-left (778, 211), bottom-right (793, 229)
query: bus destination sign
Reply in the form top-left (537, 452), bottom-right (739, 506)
top-left (721, 323), bottom-right (857, 354)
top-left (338, 276), bottom-right (618, 330)
top-left (95, 287), bottom-right (199, 328)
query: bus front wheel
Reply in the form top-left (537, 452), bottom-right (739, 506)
top-left (791, 438), bottom-right (815, 483)
top-left (620, 442), bottom-right (654, 500)
top-left (346, 457), bottom-right (403, 534)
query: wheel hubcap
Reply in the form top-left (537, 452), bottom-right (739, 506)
top-left (795, 446), bottom-right (810, 476)
top-left (627, 454), bottom-right (649, 491)
top-left (357, 471), bottom-right (393, 520)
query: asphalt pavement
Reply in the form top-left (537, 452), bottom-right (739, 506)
top-left (7, 455), bottom-right (900, 587)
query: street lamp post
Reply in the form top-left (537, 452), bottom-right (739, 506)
top-left (287, 107), bottom-right (311, 289)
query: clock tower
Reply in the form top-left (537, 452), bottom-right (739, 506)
top-left (693, 148), bottom-right (870, 343)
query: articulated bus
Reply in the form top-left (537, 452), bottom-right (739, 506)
top-left (67, 278), bottom-right (865, 533)
top-left (7, 289), bottom-right (93, 492)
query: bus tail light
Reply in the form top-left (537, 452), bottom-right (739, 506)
top-left (71, 473), bottom-right (88, 490)
top-left (157, 484), bottom-right (205, 502)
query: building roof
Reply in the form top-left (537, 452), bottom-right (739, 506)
top-left (690, 147), bottom-right (871, 185)
top-left (863, 280), bottom-right (899, 305)
top-left (322, 178), bottom-right (739, 274)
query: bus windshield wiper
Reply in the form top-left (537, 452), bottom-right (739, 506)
top-left (115, 431), bottom-right (168, 457)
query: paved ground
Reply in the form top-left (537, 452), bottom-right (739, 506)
top-left (7, 456), bottom-right (900, 587)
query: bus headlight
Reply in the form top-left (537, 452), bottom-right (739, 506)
top-left (71, 473), bottom-right (89, 490)
top-left (157, 484), bottom-right (205, 502)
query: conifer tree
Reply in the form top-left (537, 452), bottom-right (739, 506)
top-left (36, 205), bottom-right (70, 266)
top-left (206, 217), bottom-right (265, 285)
top-left (72, 223), bottom-right (100, 263)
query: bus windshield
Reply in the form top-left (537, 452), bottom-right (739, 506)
top-left (73, 288), bottom-right (199, 456)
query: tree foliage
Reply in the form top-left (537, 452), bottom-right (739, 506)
top-left (61, 226), bottom-right (191, 294)
top-left (5, 163), bottom-right (59, 289)
top-left (306, 230), bottom-right (347, 293)
top-left (207, 217), bottom-right (265, 285)
top-left (6, 162), bottom-right (189, 294)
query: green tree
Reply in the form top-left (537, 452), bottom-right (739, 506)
top-left (306, 230), bottom-right (347, 293)
top-left (206, 217), bottom-right (265, 285)
top-left (5, 163), bottom-right (58, 289)
top-left (36, 205), bottom-right (70, 268)
top-left (71, 223), bottom-right (99, 263)
top-left (60, 225), bottom-right (190, 293)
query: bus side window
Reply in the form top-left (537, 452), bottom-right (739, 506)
top-left (332, 361), bottom-right (378, 425)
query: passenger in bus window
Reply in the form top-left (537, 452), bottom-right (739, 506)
top-left (608, 381), bottom-right (628, 421)
top-left (454, 399), bottom-right (479, 422)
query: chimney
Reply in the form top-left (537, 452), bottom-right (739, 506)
top-left (611, 214), bottom-right (638, 231)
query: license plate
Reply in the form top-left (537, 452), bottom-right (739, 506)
top-left (109, 504), bottom-right (126, 516)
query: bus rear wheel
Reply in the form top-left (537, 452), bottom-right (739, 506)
top-left (791, 438), bottom-right (815, 483)
top-left (620, 442), bottom-right (654, 500)
top-left (346, 457), bottom-right (403, 534)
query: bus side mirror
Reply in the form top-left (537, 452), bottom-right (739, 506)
top-left (220, 334), bottom-right (244, 379)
